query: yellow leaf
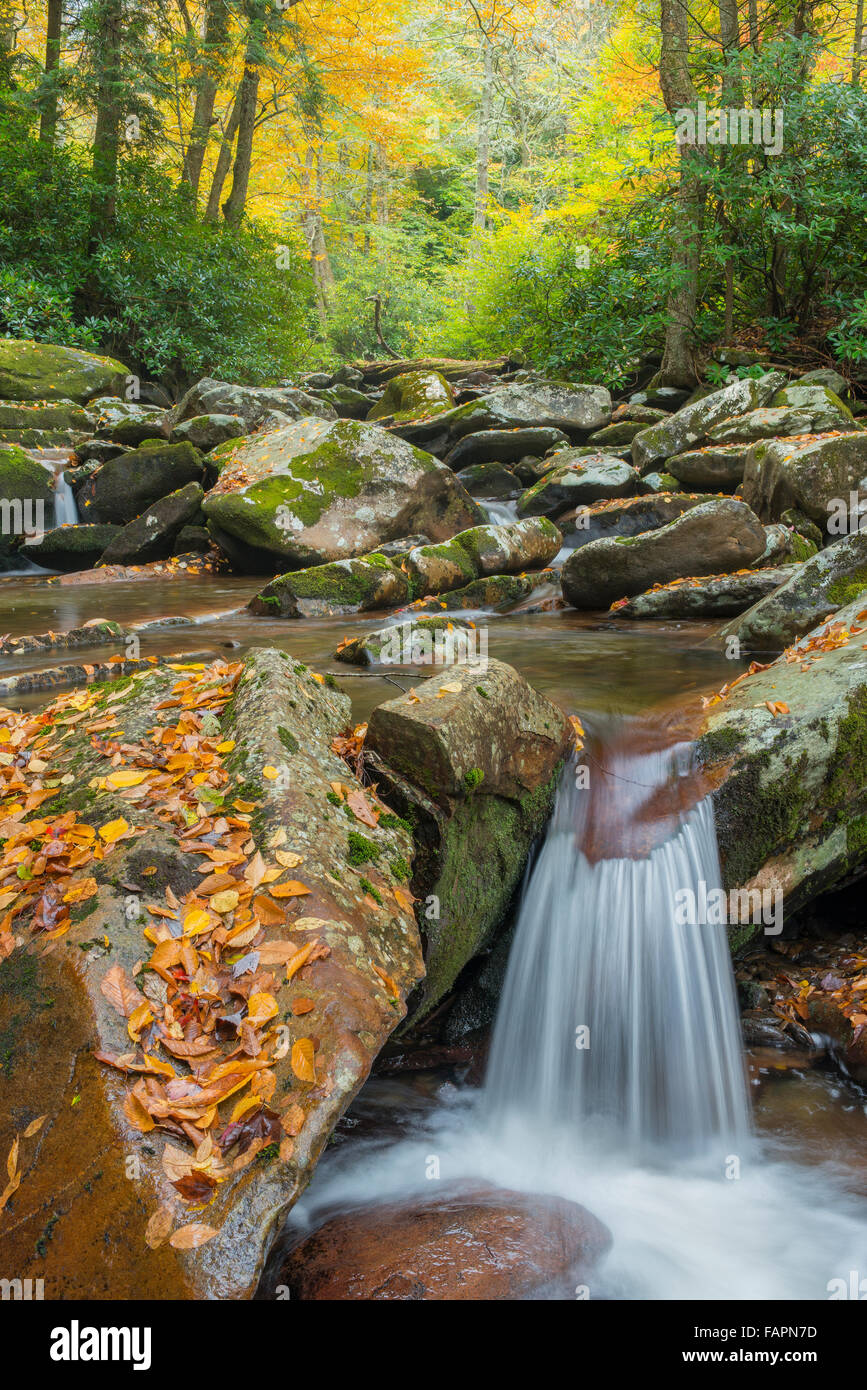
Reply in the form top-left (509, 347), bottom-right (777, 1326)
top-left (262, 766), bottom-right (280, 780)
top-left (275, 850), bottom-right (303, 869)
top-left (210, 890), bottom-right (239, 914)
top-left (144, 1205), bottom-right (174, 1249)
top-left (99, 817), bottom-right (129, 844)
top-left (182, 908), bottom-right (211, 936)
top-left (22, 1115), bottom-right (46, 1139)
top-left (107, 769), bottom-right (149, 788)
top-left (247, 991), bottom-right (279, 1026)
top-left (291, 1037), bottom-right (316, 1083)
top-left (169, 1222), bottom-right (219, 1250)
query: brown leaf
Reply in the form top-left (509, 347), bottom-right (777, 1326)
top-left (144, 1205), bottom-right (174, 1249)
top-left (291, 1037), bottom-right (316, 1083)
top-left (169, 1222), bottom-right (219, 1250)
top-left (100, 964), bottom-right (146, 1018)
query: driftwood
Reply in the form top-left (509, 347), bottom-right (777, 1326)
top-left (351, 355), bottom-right (516, 387)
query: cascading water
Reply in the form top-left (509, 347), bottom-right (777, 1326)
top-left (482, 498), bottom-right (519, 527)
top-left (484, 734), bottom-right (750, 1157)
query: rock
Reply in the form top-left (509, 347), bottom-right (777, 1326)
top-left (201, 418), bottom-right (483, 574)
top-left (374, 534), bottom-right (431, 560)
top-left (78, 442), bottom-right (205, 525)
top-left (90, 398), bottom-right (169, 447)
top-left (0, 400), bottom-right (94, 443)
top-left (781, 508), bottom-right (824, 550)
top-left (0, 649), bottom-right (424, 1298)
top-left (454, 462), bottom-right (520, 498)
top-left (706, 407), bottom-right (816, 445)
top-left (628, 384), bottom-right (691, 412)
top-left (167, 378), bottom-right (336, 432)
top-left (332, 364), bottom-right (365, 388)
top-left (771, 383), bottom-right (857, 430)
top-left (442, 426), bottom-right (570, 471)
top-left (612, 402), bottom-right (668, 424)
top-left (517, 453), bottom-right (642, 519)
top-left (696, 596), bottom-right (867, 935)
top-left (397, 381), bottom-right (612, 453)
top-left (0, 619), bottom-right (126, 656)
top-left (403, 517), bottom-right (562, 598)
top-left (172, 524), bottom-right (211, 555)
top-left (741, 432), bottom-right (867, 526)
top-left (642, 470), bottom-right (682, 493)
top-left (587, 420), bottom-right (646, 447)
top-left (666, 443), bottom-right (750, 491)
top-left (631, 373), bottom-right (785, 471)
top-left (756, 522), bottom-right (816, 568)
top-left (169, 413), bottom-right (247, 452)
top-left (406, 571), bottom-right (555, 614)
top-left (0, 338), bottom-right (128, 403)
top-left (277, 1186), bottom-right (611, 1300)
top-left (98, 482), bottom-right (205, 566)
top-left (334, 614), bottom-right (476, 666)
top-left (366, 370), bottom-right (455, 423)
top-left (250, 553), bottom-right (409, 618)
top-left (365, 659), bottom-right (571, 1015)
top-left (721, 531), bottom-right (867, 651)
top-left (302, 372), bottom-right (333, 389)
top-left (561, 498), bottom-right (767, 610)
top-left (798, 368), bottom-right (850, 398)
top-left (314, 385), bottom-right (370, 419)
top-left (558, 492), bottom-right (715, 550)
top-left (611, 565), bottom-right (797, 619)
top-left (20, 523), bottom-right (124, 572)
top-left (0, 445), bottom-right (56, 565)
top-left (74, 440), bottom-right (124, 467)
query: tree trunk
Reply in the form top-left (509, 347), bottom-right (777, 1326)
top-left (718, 0), bottom-right (743, 345)
top-left (221, 60), bottom-right (259, 226)
top-left (204, 85), bottom-right (241, 222)
top-left (854, 0), bottom-right (865, 86)
top-left (473, 40), bottom-right (494, 230)
top-left (363, 143), bottom-right (373, 255)
top-left (39, 0), bottom-right (63, 145)
top-left (181, 0), bottom-right (230, 198)
top-left (87, 0), bottom-right (124, 253)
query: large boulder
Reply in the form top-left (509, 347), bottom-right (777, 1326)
top-left (403, 517), bottom-right (562, 598)
top-left (697, 597), bottom-right (867, 937)
top-left (0, 445), bottom-right (56, 565)
top-left (517, 453), bottom-right (642, 518)
top-left (397, 382), bottom-right (612, 453)
top-left (250, 552), bottom-right (410, 618)
top-left (169, 413), bottom-right (247, 453)
top-left (561, 498), bottom-right (767, 610)
top-left (201, 418), bottom-right (483, 574)
top-left (276, 1186), bottom-right (611, 1300)
top-left (91, 398), bottom-right (169, 447)
top-left (559, 492), bottom-right (714, 550)
top-left (742, 432), bottom-right (867, 527)
top-left (77, 442), bottom-right (204, 525)
top-left (366, 370), bottom-right (455, 423)
top-left (0, 649), bottom-right (424, 1298)
top-left (365, 659), bottom-right (571, 1017)
top-left (0, 400), bottom-right (94, 448)
top-left (166, 378), bottom-right (335, 432)
top-left (406, 571), bottom-right (555, 614)
top-left (631, 373), bottom-right (785, 471)
top-left (611, 565), bottom-right (796, 619)
top-left (771, 382), bottom-right (857, 430)
top-left (98, 482), bottom-right (205, 566)
top-left (20, 523), bottom-right (123, 572)
top-left (721, 532), bottom-right (867, 651)
top-left (665, 444), bottom-right (749, 491)
top-left (443, 426), bottom-right (569, 471)
top-left (0, 338), bottom-right (128, 403)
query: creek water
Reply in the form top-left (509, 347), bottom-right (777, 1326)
top-left (3, 561), bottom-right (867, 1298)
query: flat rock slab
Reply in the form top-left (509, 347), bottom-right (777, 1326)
top-left (610, 566), bottom-right (796, 619)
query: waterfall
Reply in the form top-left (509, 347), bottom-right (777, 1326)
top-left (52, 469), bottom-right (79, 527)
top-left (482, 499), bottom-right (519, 527)
top-left (484, 730), bottom-right (750, 1157)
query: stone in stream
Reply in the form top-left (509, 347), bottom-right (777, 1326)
top-left (609, 565), bottom-right (797, 619)
top-left (516, 453), bottom-right (643, 519)
top-left (403, 517), bottom-right (562, 598)
top-left (249, 552), bottom-right (410, 618)
top-left (0, 400), bottom-right (94, 448)
top-left (166, 377), bottom-right (336, 432)
top-left (630, 372), bottom-right (785, 472)
top-left (561, 498), bottom-right (767, 610)
top-left (201, 418), bottom-right (483, 574)
top-left (334, 615), bottom-right (476, 667)
top-left (587, 419), bottom-right (647, 447)
top-left (454, 461), bottom-right (520, 498)
top-left (665, 443), bottom-right (749, 491)
top-left (276, 1186), bottom-right (611, 1300)
top-left (169, 413), bottom-right (247, 452)
top-left (45, 552), bottom-right (221, 584)
top-left (393, 381), bottom-right (613, 453)
top-left (741, 431), bottom-right (867, 526)
top-left (77, 441), bottom-right (205, 525)
top-left (696, 595), bottom-right (867, 938)
top-left (0, 337), bottom-right (128, 403)
top-left (366, 369), bottom-right (455, 423)
top-left (558, 492), bottom-right (714, 550)
top-left (405, 570), bottom-right (556, 614)
top-left (442, 425), bottom-right (570, 471)
top-left (20, 523), bottom-right (124, 571)
top-left (756, 522), bottom-right (817, 568)
top-left (0, 649), bottom-right (424, 1299)
top-left (0, 619), bottom-right (126, 656)
top-left (90, 397), bottom-right (169, 447)
top-left (98, 482), bottom-right (206, 567)
top-left (720, 531), bottom-right (867, 651)
top-left (0, 445), bottom-right (57, 565)
top-left (365, 658), bottom-right (572, 1018)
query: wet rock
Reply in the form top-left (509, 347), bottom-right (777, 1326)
top-left (0, 337), bottom-right (128, 403)
top-left (0, 445), bottom-right (56, 565)
top-left (277, 1185), bottom-right (611, 1300)
top-left (742, 432), bottom-right (867, 527)
top-left (314, 385), bottom-right (370, 419)
top-left (98, 482), bottom-right (206, 566)
top-left (454, 462), bottom-right (520, 498)
top-left (169, 413), bottom-right (247, 452)
top-left (611, 566), bottom-right (797, 619)
top-left (20, 523), bottom-right (124, 571)
top-left (201, 418), bottom-right (483, 574)
top-left (721, 532), bottom-right (867, 651)
top-left (397, 381), bottom-right (612, 452)
top-left (631, 373), bottom-right (785, 471)
top-left (517, 453), bottom-right (642, 518)
top-left (403, 517), bottom-right (561, 598)
top-left (0, 648), bottom-right (424, 1299)
top-left (78, 441), bottom-right (205, 525)
top-left (166, 378), bottom-right (336, 432)
top-left (558, 492), bottom-right (713, 551)
top-left (443, 426), bottom-right (569, 471)
top-left (367, 370), bottom-right (455, 423)
top-left (666, 443), bottom-right (749, 491)
top-left (562, 498), bottom-right (767, 610)
top-left (366, 658), bottom-right (571, 1016)
top-left (333, 615), bottom-right (476, 666)
top-left (250, 553), bottom-right (409, 618)
top-left (72, 441), bottom-right (123, 468)
top-left (406, 571), bottom-right (555, 614)
top-left (0, 619), bottom-right (125, 655)
top-left (90, 398), bottom-right (169, 447)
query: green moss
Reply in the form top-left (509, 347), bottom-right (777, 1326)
top-left (277, 726), bottom-right (299, 754)
top-left (347, 831), bottom-right (379, 865)
top-left (389, 857), bottom-right (409, 882)
top-left (463, 767), bottom-right (484, 791)
top-left (826, 566), bottom-right (867, 608)
top-left (379, 812), bottom-right (412, 834)
top-left (359, 876), bottom-right (383, 904)
top-left (696, 724), bottom-right (747, 765)
top-left (326, 790), bottom-right (341, 807)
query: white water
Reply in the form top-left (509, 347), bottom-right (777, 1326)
top-left (282, 732), bottom-right (867, 1298)
top-left (52, 469), bottom-right (79, 527)
top-left (482, 498), bottom-right (519, 527)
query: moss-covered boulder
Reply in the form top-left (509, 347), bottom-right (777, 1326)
top-left (443, 426), bottom-right (569, 471)
top-left (696, 597), bottom-right (867, 938)
top-left (166, 378), bottom-right (336, 432)
top-left (77, 442), bottom-right (205, 524)
top-left (0, 338), bottom-right (128, 403)
top-left (721, 532), bottom-right (867, 651)
top-left (742, 432), bottom-right (867, 527)
top-left (365, 658), bottom-right (571, 1018)
top-left (558, 492), bottom-right (714, 550)
top-left (516, 453), bottom-right (642, 519)
top-left (201, 418), bottom-right (484, 574)
top-left (0, 400), bottom-right (94, 445)
top-left (404, 517), bottom-right (562, 598)
top-left (334, 614), bottom-right (476, 666)
top-left (611, 565), bottom-right (797, 619)
top-left (366, 370), bottom-right (455, 423)
top-left (397, 381), bottom-right (612, 453)
top-left (98, 482), bottom-right (205, 566)
top-left (90, 398), bottom-right (169, 447)
top-left (770, 383), bottom-right (857, 430)
top-left (20, 523), bottom-right (123, 571)
top-left (169, 413), bottom-right (247, 452)
top-left (250, 552), bottom-right (409, 617)
top-left (0, 649), bottom-right (424, 1298)
top-left (561, 498), bottom-right (767, 610)
top-left (666, 443), bottom-right (749, 491)
top-left (406, 571), bottom-right (554, 613)
top-left (587, 420), bottom-right (646, 447)
top-left (631, 372), bottom-right (785, 472)
top-left (0, 444), bottom-right (55, 565)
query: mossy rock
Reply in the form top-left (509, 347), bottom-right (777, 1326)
top-left (77, 441), bottom-right (204, 525)
top-left (250, 551), bottom-right (410, 617)
top-left (366, 370), bottom-right (455, 423)
top-left (0, 445), bottom-right (56, 563)
top-left (0, 338), bottom-right (128, 403)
